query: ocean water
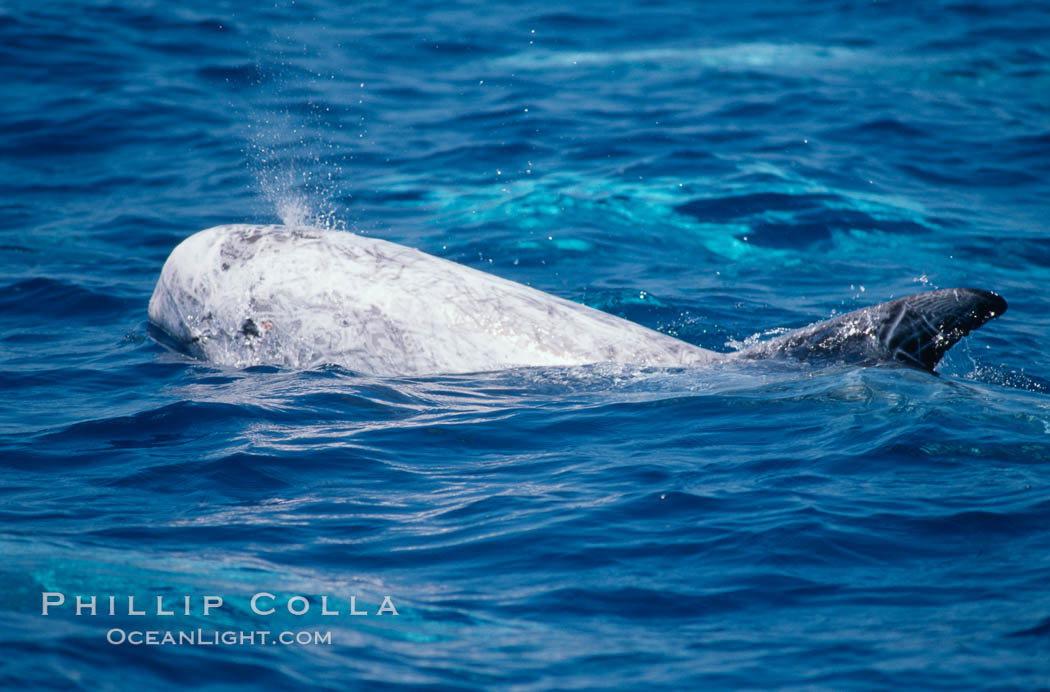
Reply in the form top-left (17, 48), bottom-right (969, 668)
top-left (2, 0), bottom-right (1050, 688)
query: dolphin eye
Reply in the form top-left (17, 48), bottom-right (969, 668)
top-left (241, 319), bottom-right (261, 338)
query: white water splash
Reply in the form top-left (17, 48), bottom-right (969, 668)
top-left (240, 41), bottom-right (353, 233)
top-left (248, 123), bottom-right (348, 231)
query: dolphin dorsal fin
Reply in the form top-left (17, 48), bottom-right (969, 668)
top-left (740, 288), bottom-right (1007, 372)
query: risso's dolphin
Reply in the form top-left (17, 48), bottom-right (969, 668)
top-left (147, 224), bottom-right (1006, 376)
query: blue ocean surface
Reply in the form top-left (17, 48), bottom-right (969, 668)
top-left (2, 0), bottom-right (1049, 688)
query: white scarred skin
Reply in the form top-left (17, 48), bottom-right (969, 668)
top-left (148, 225), bottom-right (723, 375)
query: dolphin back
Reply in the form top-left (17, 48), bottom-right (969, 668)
top-left (738, 288), bottom-right (1007, 372)
top-left (147, 224), bottom-right (720, 374)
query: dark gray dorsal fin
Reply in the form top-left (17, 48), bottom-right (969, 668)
top-left (739, 288), bottom-right (1007, 372)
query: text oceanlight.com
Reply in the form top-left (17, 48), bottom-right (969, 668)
top-left (106, 629), bottom-right (332, 646)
